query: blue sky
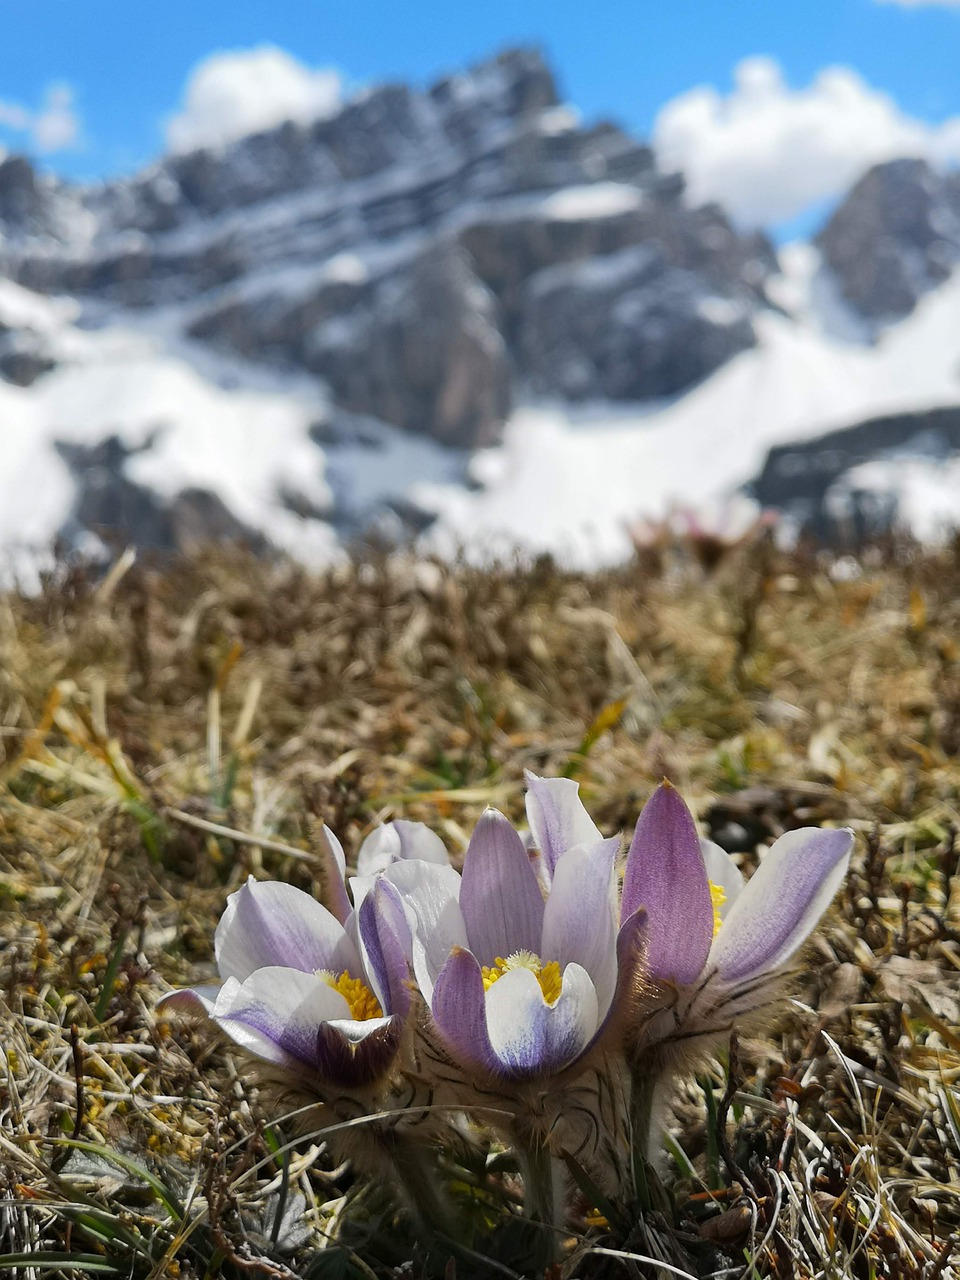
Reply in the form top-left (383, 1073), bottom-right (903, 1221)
top-left (2, 0), bottom-right (960, 232)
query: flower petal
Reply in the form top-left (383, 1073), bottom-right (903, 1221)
top-left (157, 983), bottom-right (220, 1017)
top-left (621, 783), bottom-right (714, 984)
top-left (700, 838), bottom-right (745, 920)
top-left (524, 771), bottom-right (602, 878)
top-left (459, 808), bottom-right (545, 967)
top-left (215, 879), bottom-right (361, 983)
top-left (317, 824), bottom-right (353, 924)
top-left (314, 1016), bottom-right (405, 1089)
top-left (210, 968), bottom-right (352, 1069)
top-left (385, 860), bottom-right (466, 1002)
top-left (212, 967), bottom-right (403, 1087)
top-left (710, 827), bottom-right (854, 983)
top-left (430, 946), bottom-right (502, 1076)
top-left (357, 878), bottom-right (413, 1017)
top-left (541, 838), bottom-right (619, 1017)
top-left (356, 821), bottom-right (450, 877)
top-left (484, 962), bottom-right (599, 1076)
top-left (356, 825), bottom-right (401, 878)
top-left (614, 906), bottom-right (648, 994)
top-left (394, 820), bottom-right (450, 865)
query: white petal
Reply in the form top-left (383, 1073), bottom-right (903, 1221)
top-left (700, 838), bottom-right (745, 918)
top-left (211, 968), bottom-right (351, 1066)
top-left (393, 820), bottom-right (450, 864)
top-left (319, 824), bottom-right (352, 923)
top-left (541, 839), bottom-right (619, 1017)
top-left (524, 771), bottom-right (602, 876)
top-left (215, 879), bottom-right (361, 983)
top-left (325, 1015), bottom-right (396, 1043)
top-left (710, 827), bottom-right (853, 983)
top-left (356, 821), bottom-right (450, 877)
top-left (323, 824), bottom-right (347, 878)
top-left (484, 962), bottom-right (599, 1074)
top-left (348, 874), bottom-right (375, 915)
top-left (386, 860), bottom-right (466, 1002)
top-left (356, 825), bottom-right (401, 877)
top-left (157, 983), bottom-right (220, 1016)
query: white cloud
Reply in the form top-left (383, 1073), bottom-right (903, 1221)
top-left (32, 85), bottom-right (80, 153)
top-left (653, 57), bottom-right (960, 228)
top-left (0, 83), bottom-right (79, 154)
top-left (166, 46), bottom-right (342, 153)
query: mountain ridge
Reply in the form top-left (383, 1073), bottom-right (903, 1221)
top-left (1, 46), bottom-right (959, 574)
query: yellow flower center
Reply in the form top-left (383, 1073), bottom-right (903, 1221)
top-left (316, 969), bottom-right (383, 1020)
top-left (481, 950), bottom-right (563, 1005)
top-left (710, 881), bottom-right (726, 937)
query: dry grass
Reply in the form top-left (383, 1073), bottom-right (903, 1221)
top-left (1, 534), bottom-right (958, 1278)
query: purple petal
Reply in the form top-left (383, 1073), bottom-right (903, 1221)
top-left (215, 879), bottom-right (361, 983)
top-left (430, 946), bottom-right (501, 1076)
top-left (614, 906), bottom-right (648, 998)
top-left (317, 824), bottom-right (353, 924)
top-left (484, 963), bottom-right (599, 1076)
top-left (460, 809), bottom-right (545, 967)
top-left (710, 827), bottom-right (854, 983)
top-left (621, 783), bottom-right (714, 984)
top-left (541, 838), bottom-right (619, 1016)
top-left (357, 878), bottom-right (413, 1017)
top-left (314, 1016), bottom-right (405, 1089)
top-left (524, 771), bottom-right (602, 878)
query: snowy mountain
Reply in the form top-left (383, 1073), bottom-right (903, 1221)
top-left (1, 47), bottom-right (960, 576)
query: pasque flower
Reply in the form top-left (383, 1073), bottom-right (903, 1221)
top-left (396, 790), bottom-right (646, 1081)
top-left (621, 781), bottom-right (853, 1051)
top-left (160, 876), bottom-right (411, 1090)
top-left (159, 773), bottom-right (855, 1240)
top-left (160, 810), bottom-right (458, 1091)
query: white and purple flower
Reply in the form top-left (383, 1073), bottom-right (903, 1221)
top-left (394, 788), bottom-right (646, 1082)
top-left (621, 781), bottom-right (853, 1047)
top-left (160, 876), bottom-right (411, 1090)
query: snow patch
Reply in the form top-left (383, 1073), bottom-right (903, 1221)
top-left (0, 280), bottom-right (80, 335)
top-left (536, 183), bottom-right (644, 221)
top-left (832, 456), bottom-right (960, 542)
top-left (420, 267), bottom-right (960, 565)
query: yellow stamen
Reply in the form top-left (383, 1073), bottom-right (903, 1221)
top-left (481, 950), bottom-right (563, 1005)
top-left (709, 881), bottom-right (726, 937)
top-left (316, 969), bottom-right (383, 1020)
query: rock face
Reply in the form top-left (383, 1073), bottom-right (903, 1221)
top-left (753, 405), bottom-right (960, 539)
top-left (305, 246), bottom-right (511, 448)
top-left (54, 435), bottom-right (266, 555)
top-left (0, 323), bottom-right (56, 386)
top-left (817, 159), bottom-right (960, 322)
top-left (0, 47), bottom-right (775, 450)
top-left (519, 245), bottom-right (756, 400)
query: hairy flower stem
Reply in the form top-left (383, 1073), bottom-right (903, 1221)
top-left (628, 1069), bottom-right (672, 1215)
top-left (629, 1070), bottom-right (657, 1165)
top-left (376, 1128), bottom-right (457, 1239)
top-left (515, 1125), bottom-right (561, 1264)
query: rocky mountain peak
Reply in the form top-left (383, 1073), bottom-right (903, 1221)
top-left (0, 46), bottom-right (776, 451)
top-left (817, 157), bottom-right (960, 322)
